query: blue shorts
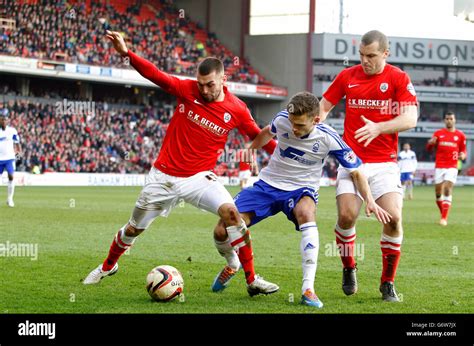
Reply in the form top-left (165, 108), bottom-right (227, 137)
top-left (234, 179), bottom-right (318, 230)
top-left (400, 172), bottom-right (413, 182)
top-left (0, 159), bottom-right (15, 175)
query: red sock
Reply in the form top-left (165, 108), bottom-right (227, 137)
top-left (231, 230), bottom-right (255, 284)
top-left (335, 226), bottom-right (356, 268)
top-left (436, 199), bottom-right (443, 214)
top-left (380, 234), bottom-right (402, 283)
top-left (441, 201), bottom-right (451, 220)
top-left (102, 231), bottom-right (131, 271)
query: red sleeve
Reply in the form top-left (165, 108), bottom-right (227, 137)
top-left (323, 69), bottom-right (347, 106)
top-left (426, 130), bottom-right (440, 151)
top-left (394, 71), bottom-right (418, 105)
top-left (127, 50), bottom-right (182, 98)
top-left (238, 107), bottom-right (276, 155)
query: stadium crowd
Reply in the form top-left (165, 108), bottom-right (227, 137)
top-left (1, 96), bottom-right (272, 175)
top-left (0, 0), bottom-right (269, 85)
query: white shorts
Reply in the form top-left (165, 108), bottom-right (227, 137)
top-left (239, 170), bottom-right (251, 180)
top-left (336, 162), bottom-right (403, 200)
top-left (129, 167), bottom-right (234, 229)
top-left (434, 168), bottom-right (458, 184)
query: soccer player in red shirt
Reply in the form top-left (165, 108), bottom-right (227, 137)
top-left (83, 31), bottom-right (279, 295)
top-left (318, 30), bottom-right (418, 302)
top-left (426, 112), bottom-right (467, 226)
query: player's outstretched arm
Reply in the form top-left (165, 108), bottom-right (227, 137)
top-left (249, 126), bottom-right (275, 151)
top-left (105, 30), bottom-right (128, 56)
top-left (426, 136), bottom-right (437, 151)
top-left (350, 170), bottom-right (392, 224)
top-left (355, 105), bottom-right (418, 147)
top-left (106, 30), bottom-right (179, 95)
top-left (318, 97), bottom-right (335, 123)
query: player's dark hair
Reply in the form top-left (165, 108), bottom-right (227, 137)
top-left (287, 92), bottom-right (320, 117)
top-left (361, 30), bottom-right (389, 51)
top-left (444, 111), bottom-right (455, 118)
top-left (198, 57), bottom-right (224, 76)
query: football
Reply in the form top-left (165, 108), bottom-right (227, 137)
top-left (146, 265), bottom-right (184, 302)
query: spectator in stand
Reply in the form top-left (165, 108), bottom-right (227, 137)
top-left (0, 0), bottom-right (270, 85)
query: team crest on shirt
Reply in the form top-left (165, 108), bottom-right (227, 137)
top-left (312, 141), bottom-right (320, 153)
top-left (454, 136), bottom-right (458, 141)
top-left (380, 83), bottom-right (389, 93)
top-left (343, 150), bottom-right (357, 164)
top-left (407, 83), bottom-right (416, 96)
top-left (223, 112), bottom-right (232, 123)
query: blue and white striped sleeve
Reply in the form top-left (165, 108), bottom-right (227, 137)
top-left (319, 124), bottom-right (361, 171)
top-left (12, 129), bottom-right (20, 144)
top-left (269, 109), bottom-right (288, 135)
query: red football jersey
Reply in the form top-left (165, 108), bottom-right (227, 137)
top-left (428, 128), bottom-right (466, 169)
top-left (128, 51), bottom-right (275, 177)
top-left (323, 64), bottom-right (418, 163)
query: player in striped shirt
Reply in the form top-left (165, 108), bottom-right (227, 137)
top-left (0, 110), bottom-right (21, 208)
top-left (211, 92), bottom-right (391, 308)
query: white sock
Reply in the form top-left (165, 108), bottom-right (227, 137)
top-left (402, 184), bottom-right (406, 198)
top-left (214, 237), bottom-right (240, 271)
top-left (299, 222), bottom-right (319, 295)
top-left (8, 180), bottom-right (14, 201)
top-left (119, 226), bottom-right (137, 246)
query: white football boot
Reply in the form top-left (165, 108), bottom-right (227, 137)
top-left (7, 199), bottom-right (14, 207)
top-left (83, 263), bottom-right (119, 285)
top-left (247, 274), bottom-right (279, 297)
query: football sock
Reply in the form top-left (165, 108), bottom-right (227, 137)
top-left (335, 224), bottom-right (356, 269)
top-left (436, 195), bottom-right (443, 214)
top-left (299, 222), bottom-right (319, 295)
top-left (102, 226), bottom-right (137, 271)
top-left (7, 180), bottom-right (14, 201)
top-left (227, 220), bottom-right (255, 284)
top-left (441, 195), bottom-right (452, 220)
top-left (380, 233), bottom-right (402, 284)
top-left (214, 237), bottom-right (240, 271)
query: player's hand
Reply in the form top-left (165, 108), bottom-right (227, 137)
top-left (459, 152), bottom-right (466, 161)
top-left (354, 116), bottom-right (381, 147)
top-left (365, 200), bottom-right (392, 224)
top-left (427, 136), bottom-right (437, 145)
top-left (106, 30), bottom-right (128, 56)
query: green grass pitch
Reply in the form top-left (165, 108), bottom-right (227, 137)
top-left (0, 185), bottom-right (473, 314)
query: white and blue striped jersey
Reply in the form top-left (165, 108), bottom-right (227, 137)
top-left (0, 126), bottom-right (20, 161)
top-left (398, 149), bottom-right (417, 173)
top-left (258, 110), bottom-right (361, 191)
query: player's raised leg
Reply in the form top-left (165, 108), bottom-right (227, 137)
top-left (376, 192), bottom-right (403, 302)
top-left (335, 193), bottom-right (362, 296)
top-left (293, 196), bottom-right (323, 308)
top-left (82, 208), bottom-right (159, 284)
top-left (83, 168), bottom-right (176, 284)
